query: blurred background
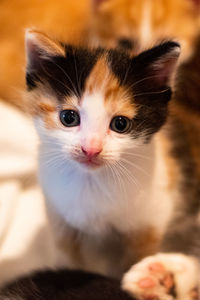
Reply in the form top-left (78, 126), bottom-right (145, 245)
top-left (0, 0), bottom-right (90, 108)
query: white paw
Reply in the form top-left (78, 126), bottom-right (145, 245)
top-left (122, 253), bottom-right (199, 300)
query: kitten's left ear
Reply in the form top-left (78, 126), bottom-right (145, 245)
top-left (133, 42), bottom-right (181, 87)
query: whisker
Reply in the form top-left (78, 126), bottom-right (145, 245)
top-left (133, 88), bottom-right (170, 98)
top-left (116, 160), bottom-right (141, 191)
top-left (39, 61), bottom-right (79, 99)
top-left (104, 151), bottom-right (151, 160)
top-left (130, 74), bottom-right (167, 89)
top-left (112, 162), bottom-right (125, 195)
top-left (73, 51), bottom-right (82, 97)
top-left (112, 162), bottom-right (127, 197)
top-left (50, 59), bottom-right (80, 99)
top-left (120, 157), bottom-right (150, 177)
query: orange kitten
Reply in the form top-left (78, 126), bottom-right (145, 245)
top-left (90, 0), bottom-right (200, 60)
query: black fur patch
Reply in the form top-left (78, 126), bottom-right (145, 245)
top-left (27, 41), bottom-right (179, 140)
top-left (108, 42), bottom-right (179, 139)
top-left (26, 46), bottom-right (103, 99)
top-left (0, 269), bottom-right (133, 300)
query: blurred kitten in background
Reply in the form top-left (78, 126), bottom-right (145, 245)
top-left (90, 0), bottom-right (200, 60)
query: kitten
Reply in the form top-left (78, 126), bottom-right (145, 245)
top-left (90, 0), bottom-right (200, 60)
top-left (24, 29), bottom-right (199, 299)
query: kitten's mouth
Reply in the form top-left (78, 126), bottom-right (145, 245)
top-left (75, 157), bottom-right (103, 169)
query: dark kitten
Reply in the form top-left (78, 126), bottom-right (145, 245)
top-left (0, 269), bottom-right (133, 300)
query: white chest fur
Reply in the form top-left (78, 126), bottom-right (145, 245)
top-left (38, 136), bottom-right (173, 236)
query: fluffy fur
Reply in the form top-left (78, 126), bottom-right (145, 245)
top-left (23, 29), bottom-right (198, 297)
top-left (0, 1), bottom-right (200, 298)
top-left (22, 29), bottom-right (200, 299)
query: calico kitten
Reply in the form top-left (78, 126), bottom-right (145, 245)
top-left (24, 29), bottom-right (199, 300)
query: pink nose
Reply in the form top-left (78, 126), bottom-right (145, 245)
top-left (81, 146), bottom-right (102, 159)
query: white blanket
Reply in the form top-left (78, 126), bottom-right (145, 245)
top-left (0, 101), bottom-right (56, 285)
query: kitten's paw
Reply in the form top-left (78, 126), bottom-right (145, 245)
top-left (122, 253), bottom-right (199, 300)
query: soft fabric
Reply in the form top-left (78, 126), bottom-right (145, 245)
top-left (0, 101), bottom-right (56, 285)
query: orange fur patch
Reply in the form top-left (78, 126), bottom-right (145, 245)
top-left (38, 102), bottom-right (56, 113)
top-left (56, 226), bottom-right (84, 269)
top-left (85, 57), bottom-right (110, 94)
top-left (170, 102), bottom-right (200, 180)
top-left (85, 56), bottom-right (137, 119)
top-left (125, 227), bottom-right (161, 263)
top-left (36, 99), bottom-right (57, 129)
top-left (27, 94), bottom-right (58, 128)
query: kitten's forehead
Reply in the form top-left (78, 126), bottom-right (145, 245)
top-left (66, 55), bottom-right (136, 119)
top-left (28, 51), bottom-right (137, 122)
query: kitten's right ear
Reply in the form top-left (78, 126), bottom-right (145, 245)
top-left (132, 41), bottom-right (181, 88)
top-left (25, 29), bottom-right (65, 69)
top-left (25, 29), bottom-right (65, 89)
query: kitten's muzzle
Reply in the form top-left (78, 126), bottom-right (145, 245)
top-left (73, 146), bottom-right (103, 168)
top-left (81, 146), bottom-right (102, 160)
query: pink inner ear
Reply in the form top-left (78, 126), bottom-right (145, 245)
top-left (26, 37), bottom-right (40, 65)
top-left (153, 57), bottom-right (177, 86)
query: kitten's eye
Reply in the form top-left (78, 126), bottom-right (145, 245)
top-left (60, 110), bottom-right (80, 127)
top-left (110, 116), bottom-right (131, 133)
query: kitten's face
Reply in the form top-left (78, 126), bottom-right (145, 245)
top-left (91, 0), bottom-right (199, 60)
top-left (25, 30), bottom-right (180, 171)
top-left (35, 88), bottom-right (136, 170)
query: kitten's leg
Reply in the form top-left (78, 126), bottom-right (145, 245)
top-left (122, 253), bottom-right (199, 300)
